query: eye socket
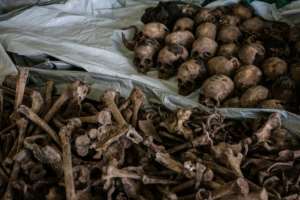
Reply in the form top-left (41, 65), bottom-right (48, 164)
top-left (191, 50), bottom-right (199, 58)
top-left (144, 58), bottom-right (152, 65)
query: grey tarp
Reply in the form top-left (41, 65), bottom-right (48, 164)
top-left (0, 0), bottom-right (300, 135)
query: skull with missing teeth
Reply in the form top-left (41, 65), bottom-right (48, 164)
top-left (158, 44), bottom-right (189, 79)
top-left (134, 39), bottom-right (160, 73)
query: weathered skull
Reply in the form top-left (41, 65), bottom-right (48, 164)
top-left (238, 42), bottom-right (265, 65)
top-left (191, 37), bottom-right (218, 60)
top-left (217, 43), bottom-right (239, 57)
top-left (158, 44), bottom-right (189, 79)
top-left (207, 56), bottom-right (240, 76)
top-left (173, 17), bottom-right (195, 32)
top-left (195, 22), bottom-right (217, 39)
top-left (177, 59), bottom-right (207, 95)
top-left (232, 3), bottom-right (253, 20)
top-left (259, 99), bottom-right (284, 110)
top-left (165, 30), bottom-right (195, 49)
top-left (241, 17), bottom-right (265, 34)
top-left (218, 25), bottom-right (241, 43)
top-left (194, 8), bottom-right (216, 24)
top-left (133, 39), bottom-right (160, 73)
top-left (271, 76), bottom-right (296, 103)
top-left (219, 15), bottom-right (240, 26)
top-left (142, 22), bottom-right (169, 41)
top-left (200, 74), bottom-right (234, 106)
top-left (180, 3), bottom-right (199, 17)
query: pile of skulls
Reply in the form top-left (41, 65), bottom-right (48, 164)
top-left (122, 2), bottom-right (300, 112)
top-left (0, 69), bottom-right (300, 200)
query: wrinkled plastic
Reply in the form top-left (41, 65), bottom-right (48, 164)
top-left (0, 0), bottom-right (300, 135)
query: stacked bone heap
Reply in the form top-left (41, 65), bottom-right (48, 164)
top-left (1, 69), bottom-right (300, 199)
top-left (122, 2), bottom-right (300, 112)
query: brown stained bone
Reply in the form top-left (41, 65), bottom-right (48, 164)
top-left (44, 80), bottom-right (54, 113)
top-left (255, 112), bottom-right (281, 143)
top-left (59, 118), bottom-right (82, 200)
top-left (79, 110), bottom-right (112, 125)
top-left (160, 108), bottom-right (193, 140)
top-left (142, 175), bottom-right (178, 185)
top-left (101, 89), bottom-right (127, 127)
top-left (34, 81), bottom-right (89, 135)
top-left (17, 105), bottom-right (60, 145)
top-left (218, 188), bottom-right (268, 200)
top-left (155, 152), bottom-right (184, 173)
top-left (129, 88), bottom-right (145, 128)
top-left (211, 178), bottom-right (249, 199)
top-left (23, 135), bottom-right (63, 176)
top-left (14, 68), bottom-right (29, 111)
top-left (119, 88), bottom-right (145, 127)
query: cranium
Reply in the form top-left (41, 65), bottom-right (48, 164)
top-left (217, 25), bottom-right (241, 43)
top-left (173, 17), bottom-right (195, 32)
top-left (191, 37), bottom-right (218, 60)
top-left (194, 8), bottom-right (216, 24)
top-left (217, 43), bottom-right (239, 57)
top-left (158, 44), bottom-right (189, 79)
top-left (207, 56), bottom-right (240, 76)
top-left (122, 22), bottom-right (168, 51)
top-left (238, 42), bottom-right (265, 65)
top-left (177, 59), bottom-right (207, 95)
top-left (165, 30), bottom-right (195, 49)
top-left (219, 15), bottom-right (240, 26)
top-left (142, 22), bottom-right (169, 41)
top-left (195, 22), bottom-right (217, 39)
top-left (133, 39), bottom-right (160, 73)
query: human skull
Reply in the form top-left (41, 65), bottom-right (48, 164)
top-left (133, 39), bottom-right (160, 73)
top-left (177, 59), bottom-right (207, 95)
top-left (194, 8), bottom-right (216, 24)
top-left (195, 22), bottom-right (217, 39)
top-left (142, 22), bottom-right (168, 41)
top-left (238, 42), bottom-right (265, 65)
top-left (232, 4), bottom-right (253, 20)
top-left (165, 30), bottom-right (195, 49)
top-left (158, 44), bottom-right (189, 79)
top-left (219, 15), bottom-right (240, 26)
top-left (217, 43), bottom-right (239, 57)
top-left (207, 56), bottom-right (240, 76)
top-left (191, 37), bottom-right (218, 60)
top-left (173, 17), bottom-right (195, 32)
top-left (241, 17), bottom-right (265, 34)
top-left (218, 25), bottom-right (241, 43)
